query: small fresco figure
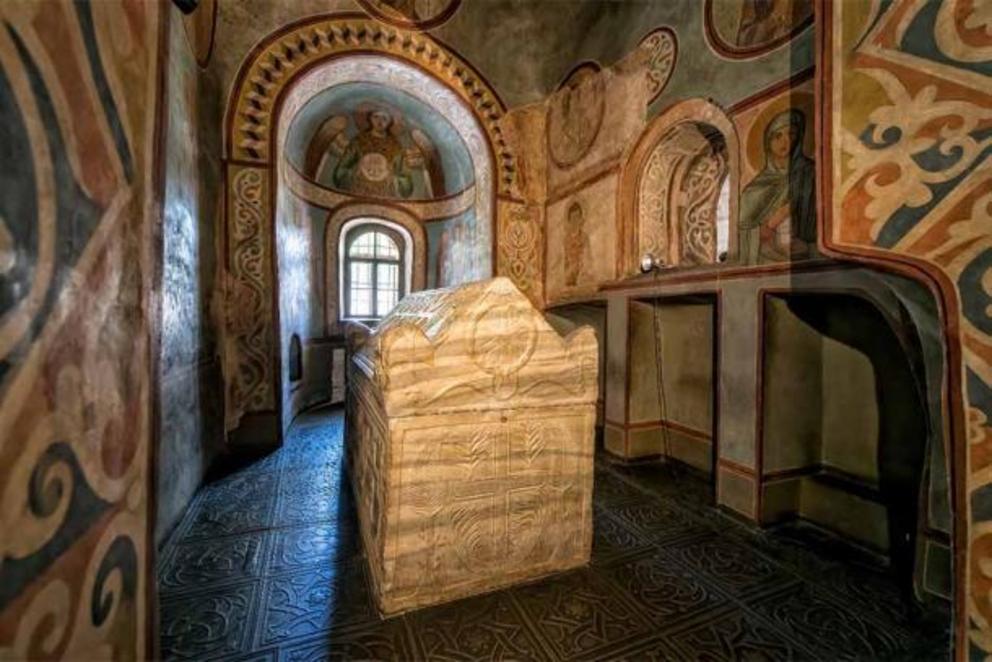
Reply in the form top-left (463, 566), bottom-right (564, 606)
top-left (738, 109), bottom-right (816, 264)
top-left (564, 201), bottom-right (590, 287)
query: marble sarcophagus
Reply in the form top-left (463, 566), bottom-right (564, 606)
top-left (346, 277), bottom-right (598, 615)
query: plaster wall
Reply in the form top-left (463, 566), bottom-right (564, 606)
top-left (762, 297), bottom-right (824, 473)
top-left (275, 183), bottom-right (329, 433)
top-left (821, 336), bottom-right (879, 480)
top-left (157, 4), bottom-right (225, 546)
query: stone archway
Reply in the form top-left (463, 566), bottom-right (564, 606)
top-left (221, 14), bottom-right (510, 439)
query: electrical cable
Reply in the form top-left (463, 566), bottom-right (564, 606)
top-left (651, 299), bottom-right (672, 461)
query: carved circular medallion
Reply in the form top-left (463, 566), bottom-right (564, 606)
top-left (639, 27), bottom-right (678, 105)
top-left (357, 0), bottom-right (462, 30)
top-left (547, 62), bottom-right (605, 169)
top-left (471, 303), bottom-right (537, 379)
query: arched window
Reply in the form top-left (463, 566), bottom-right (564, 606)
top-left (288, 334), bottom-right (303, 382)
top-left (343, 223), bottom-right (406, 320)
top-left (716, 176), bottom-right (731, 260)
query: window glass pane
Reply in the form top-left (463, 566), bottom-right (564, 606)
top-left (716, 176), bottom-right (730, 259)
top-left (350, 288), bottom-right (372, 317)
top-left (376, 263), bottom-right (399, 316)
top-left (375, 232), bottom-right (400, 259)
top-left (350, 261), bottom-right (372, 288)
top-left (349, 231), bottom-right (375, 258)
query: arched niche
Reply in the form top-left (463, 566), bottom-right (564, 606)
top-left (324, 203), bottom-right (427, 334)
top-left (620, 98), bottom-right (740, 275)
top-left (222, 14), bottom-right (506, 436)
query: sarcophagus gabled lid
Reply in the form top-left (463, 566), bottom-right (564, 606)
top-left (351, 277), bottom-right (598, 417)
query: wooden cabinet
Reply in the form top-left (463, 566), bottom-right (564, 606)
top-left (346, 277), bottom-right (598, 615)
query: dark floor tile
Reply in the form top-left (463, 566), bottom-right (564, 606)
top-left (609, 461), bottom-right (714, 504)
top-left (667, 606), bottom-right (813, 661)
top-left (160, 580), bottom-right (259, 661)
top-left (607, 634), bottom-right (689, 661)
top-left (747, 581), bottom-right (911, 661)
top-left (407, 591), bottom-right (551, 661)
top-left (510, 568), bottom-right (653, 660)
top-left (591, 506), bottom-right (653, 565)
top-left (182, 490), bottom-right (279, 541)
top-left (599, 549), bottom-right (731, 630)
top-left (662, 533), bottom-right (797, 598)
top-left (256, 561), bottom-right (378, 647)
top-left (279, 619), bottom-right (412, 662)
top-left (592, 469), bottom-right (649, 506)
top-left (228, 649), bottom-right (278, 662)
top-left (160, 530), bottom-right (268, 593)
top-left (267, 524), bottom-right (361, 574)
top-left (202, 468), bottom-right (281, 503)
top-left (608, 497), bottom-right (711, 545)
top-left (275, 467), bottom-right (355, 526)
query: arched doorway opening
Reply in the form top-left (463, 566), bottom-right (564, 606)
top-left (221, 16), bottom-right (507, 444)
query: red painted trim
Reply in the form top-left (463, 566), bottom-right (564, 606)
top-left (718, 457), bottom-right (757, 476)
top-left (728, 67), bottom-right (816, 115)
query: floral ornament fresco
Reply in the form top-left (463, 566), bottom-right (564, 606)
top-left (639, 27), bottom-right (678, 106)
top-left (0, 0), bottom-right (161, 658)
top-left (820, 0), bottom-right (991, 654)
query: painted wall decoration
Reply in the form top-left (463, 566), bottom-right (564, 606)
top-left (705, 0), bottom-right (814, 59)
top-left (547, 62), bottom-right (606, 169)
top-left (819, 0), bottom-right (992, 655)
top-left (292, 82), bottom-right (480, 207)
top-left (305, 102), bottom-right (447, 200)
top-left (732, 73), bottom-right (816, 265)
top-left (357, 0), bottom-right (461, 30)
top-left (545, 173), bottom-right (618, 301)
top-left (0, 0), bottom-right (162, 658)
top-left (639, 27), bottom-right (678, 106)
top-left (497, 202), bottom-right (543, 306)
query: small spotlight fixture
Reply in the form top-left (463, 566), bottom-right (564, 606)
top-left (640, 253), bottom-right (664, 274)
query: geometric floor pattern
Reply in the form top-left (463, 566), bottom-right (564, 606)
top-left (158, 407), bottom-right (951, 661)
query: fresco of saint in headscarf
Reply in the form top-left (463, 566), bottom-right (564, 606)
top-left (738, 109), bottom-right (816, 264)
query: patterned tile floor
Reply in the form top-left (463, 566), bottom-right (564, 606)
top-left (159, 406), bottom-right (951, 661)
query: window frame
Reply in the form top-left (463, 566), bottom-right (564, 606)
top-left (342, 223), bottom-right (406, 321)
